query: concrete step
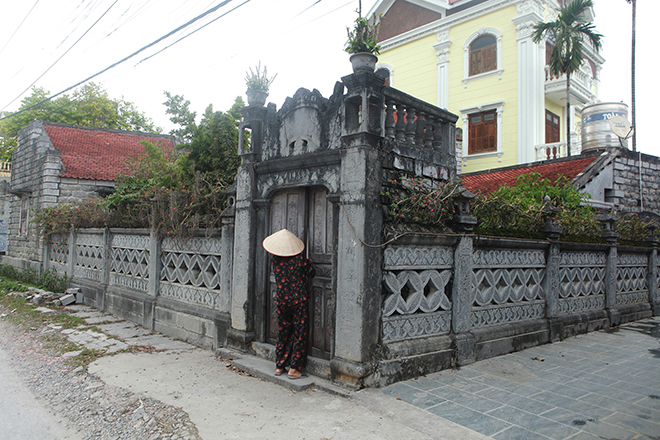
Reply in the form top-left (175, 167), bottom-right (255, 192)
top-left (216, 347), bottom-right (350, 397)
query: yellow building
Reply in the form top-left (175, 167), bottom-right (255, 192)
top-left (368, 0), bottom-right (604, 173)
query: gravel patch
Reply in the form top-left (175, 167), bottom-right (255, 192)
top-left (0, 318), bottom-right (201, 440)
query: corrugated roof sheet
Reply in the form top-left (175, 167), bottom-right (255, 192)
top-left (460, 156), bottom-right (599, 195)
top-left (43, 122), bottom-right (174, 181)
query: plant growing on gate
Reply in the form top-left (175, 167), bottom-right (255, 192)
top-left (615, 212), bottom-right (656, 244)
top-left (345, 16), bottom-right (381, 55)
top-left (244, 62), bottom-right (277, 92)
top-left (379, 171), bottom-right (658, 243)
top-left (381, 175), bottom-right (462, 227)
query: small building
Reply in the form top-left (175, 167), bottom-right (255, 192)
top-left (5, 120), bottom-right (175, 270)
top-left (461, 147), bottom-right (660, 215)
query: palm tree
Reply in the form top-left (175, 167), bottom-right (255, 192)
top-left (626, 0), bottom-right (636, 151)
top-left (532, 0), bottom-right (602, 157)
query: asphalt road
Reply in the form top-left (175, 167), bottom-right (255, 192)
top-left (0, 343), bottom-right (82, 440)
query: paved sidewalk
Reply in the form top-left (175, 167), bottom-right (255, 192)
top-left (383, 318), bottom-right (660, 439)
top-left (49, 305), bottom-right (660, 439)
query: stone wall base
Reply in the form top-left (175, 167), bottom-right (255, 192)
top-left (370, 348), bottom-right (455, 387)
top-left (105, 287), bottom-right (155, 330)
top-left (70, 278), bottom-right (106, 310)
top-left (549, 310), bottom-right (610, 342)
top-left (618, 303), bottom-right (653, 325)
top-left (154, 297), bottom-right (229, 350)
top-left (473, 320), bottom-right (550, 362)
top-left (0, 255), bottom-right (42, 273)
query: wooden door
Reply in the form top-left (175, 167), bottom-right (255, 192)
top-left (266, 187), bottom-right (335, 360)
top-left (306, 187), bottom-right (334, 359)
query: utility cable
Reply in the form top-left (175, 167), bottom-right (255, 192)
top-left (2, 0), bottom-right (119, 111)
top-left (136, 0), bottom-right (250, 66)
top-left (0, 0), bottom-right (41, 56)
top-left (0, 0), bottom-right (237, 123)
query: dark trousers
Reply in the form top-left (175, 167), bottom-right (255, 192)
top-left (276, 300), bottom-right (309, 370)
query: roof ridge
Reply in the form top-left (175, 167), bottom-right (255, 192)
top-left (41, 120), bottom-right (172, 140)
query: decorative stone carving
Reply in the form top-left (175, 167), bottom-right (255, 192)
top-left (162, 236), bottom-right (222, 255)
top-left (473, 268), bottom-right (545, 306)
top-left (472, 302), bottom-right (545, 328)
top-left (159, 283), bottom-right (218, 307)
top-left (558, 251), bottom-right (607, 314)
top-left (110, 234), bottom-right (150, 291)
top-left (49, 234), bottom-right (69, 267)
top-left (159, 236), bottom-right (222, 306)
top-left (160, 253), bottom-right (221, 290)
top-left (74, 233), bottom-right (104, 281)
top-left (383, 311), bottom-right (451, 343)
top-left (382, 245), bottom-right (454, 342)
top-left (471, 248), bottom-right (546, 327)
top-left (383, 246), bottom-right (453, 269)
top-left (383, 269), bottom-right (452, 316)
top-left (558, 295), bottom-right (605, 315)
top-left (616, 252), bottom-right (648, 304)
top-left (473, 249), bottom-right (545, 268)
top-left (616, 291), bottom-right (649, 306)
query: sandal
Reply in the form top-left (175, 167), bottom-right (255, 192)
top-left (275, 368), bottom-right (285, 376)
top-left (288, 372), bottom-right (308, 380)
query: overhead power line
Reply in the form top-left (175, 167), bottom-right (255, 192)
top-left (0, 0), bottom-right (42, 56)
top-left (0, 0), bottom-right (238, 123)
top-left (2, 0), bottom-right (119, 111)
top-left (136, 0), bottom-right (250, 66)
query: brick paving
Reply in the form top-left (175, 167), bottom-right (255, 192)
top-left (382, 318), bottom-right (660, 439)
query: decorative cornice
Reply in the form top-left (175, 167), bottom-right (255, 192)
top-left (380, 0), bottom-right (522, 52)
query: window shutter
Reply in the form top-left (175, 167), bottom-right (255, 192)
top-left (468, 110), bottom-right (497, 155)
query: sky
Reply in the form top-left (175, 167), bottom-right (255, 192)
top-left (0, 0), bottom-right (656, 157)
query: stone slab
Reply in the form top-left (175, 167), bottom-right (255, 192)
top-left (382, 317), bottom-right (660, 440)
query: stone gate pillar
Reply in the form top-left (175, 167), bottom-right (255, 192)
top-left (331, 71), bottom-right (386, 386)
top-left (228, 104), bottom-right (267, 350)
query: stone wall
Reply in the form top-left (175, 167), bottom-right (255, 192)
top-left (37, 226), bottom-right (660, 388)
top-left (46, 227), bottom-right (233, 350)
top-left (377, 234), bottom-right (659, 386)
top-left (614, 149), bottom-right (660, 214)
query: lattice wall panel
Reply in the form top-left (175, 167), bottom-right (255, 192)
top-left (110, 234), bottom-right (150, 291)
top-left (382, 245), bottom-right (453, 342)
top-left (159, 236), bottom-right (222, 306)
top-left (558, 251), bottom-right (607, 314)
top-left (471, 249), bottom-right (546, 328)
top-left (617, 253), bottom-right (649, 306)
top-left (74, 232), bottom-right (104, 281)
top-left (48, 234), bottom-right (69, 269)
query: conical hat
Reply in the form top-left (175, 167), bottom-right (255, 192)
top-left (262, 229), bottom-right (305, 257)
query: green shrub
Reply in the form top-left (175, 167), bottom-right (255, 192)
top-left (0, 265), bottom-right (68, 293)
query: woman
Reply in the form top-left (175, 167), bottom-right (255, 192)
top-left (262, 229), bottom-right (315, 379)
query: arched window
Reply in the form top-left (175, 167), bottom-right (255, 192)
top-left (469, 34), bottom-right (496, 76)
top-left (463, 28), bottom-right (502, 84)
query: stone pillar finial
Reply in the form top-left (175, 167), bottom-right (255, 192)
top-left (596, 211), bottom-right (618, 244)
top-left (540, 196), bottom-right (562, 240)
top-left (452, 186), bottom-right (477, 233)
top-left (645, 222), bottom-right (659, 247)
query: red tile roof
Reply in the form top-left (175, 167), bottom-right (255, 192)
top-left (43, 122), bottom-right (174, 181)
top-left (460, 156), bottom-right (599, 195)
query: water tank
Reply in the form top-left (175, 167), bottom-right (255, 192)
top-left (581, 102), bottom-right (630, 151)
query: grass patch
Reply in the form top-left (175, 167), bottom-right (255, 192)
top-left (71, 349), bottom-right (104, 367)
top-left (0, 288), bottom-right (116, 369)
